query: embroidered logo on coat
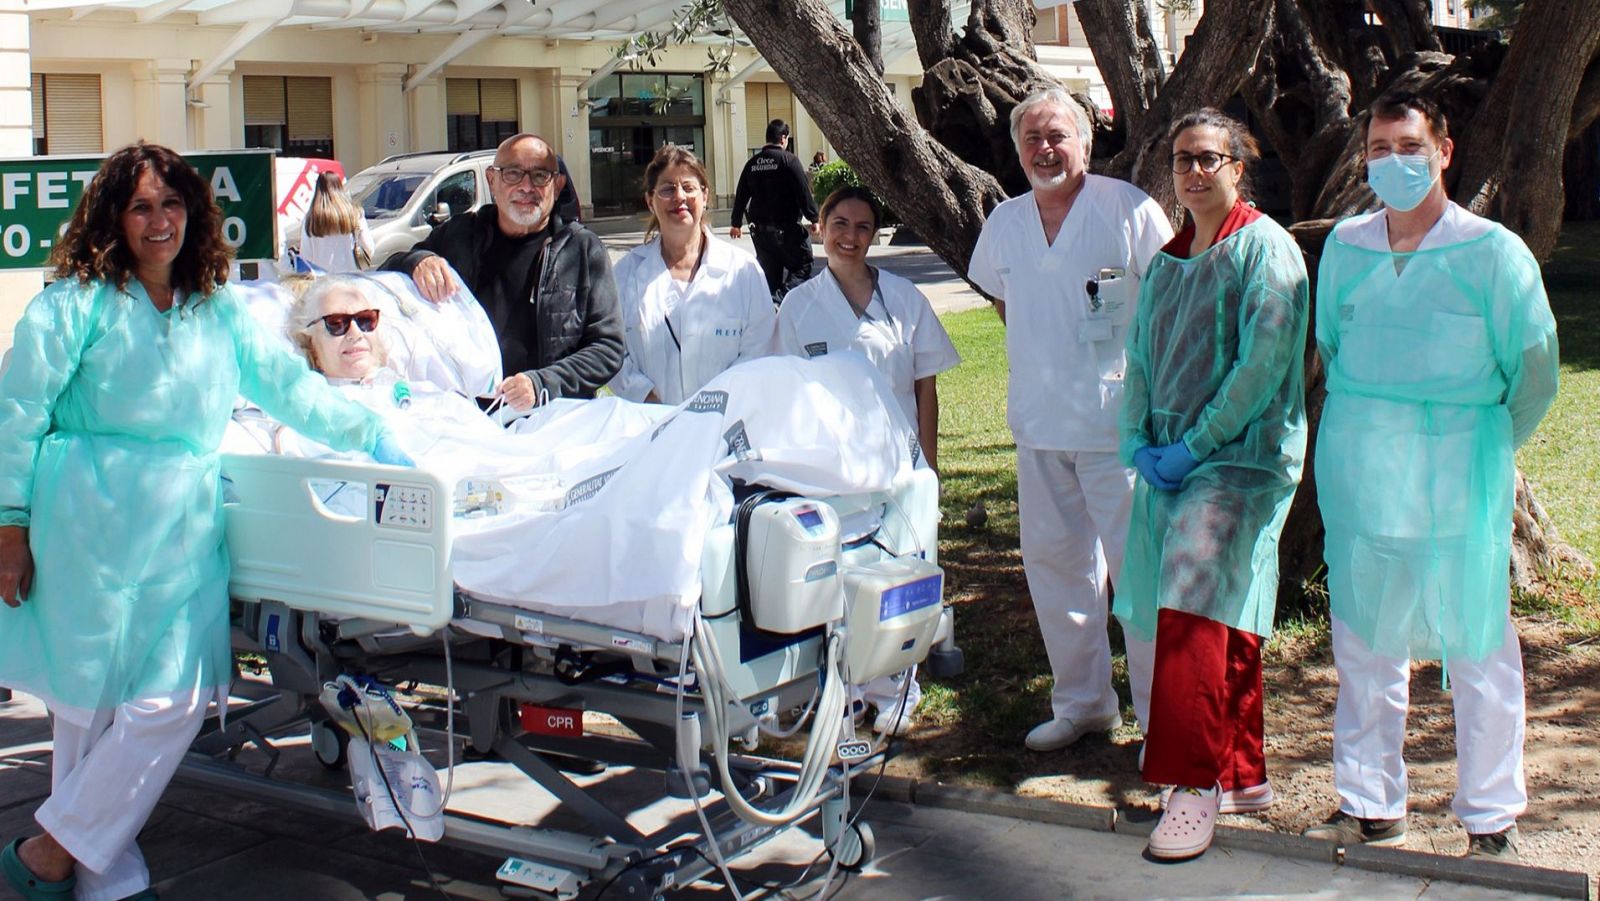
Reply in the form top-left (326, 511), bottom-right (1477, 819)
top-left (804, 341), bottom-right (828, 358)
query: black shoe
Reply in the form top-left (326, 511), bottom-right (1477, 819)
top-left (1302, 810), bottom-right (1407, 847)
top-left (1466, 825), bottom-right (1521, 862)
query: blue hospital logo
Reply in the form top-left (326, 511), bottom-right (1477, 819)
top-left (713, 327), bottom-right (743, 338)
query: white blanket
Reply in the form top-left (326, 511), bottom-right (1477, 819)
top-left (230, 352), bottom-right (921, 642)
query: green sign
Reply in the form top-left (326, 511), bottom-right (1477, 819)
top-left (0, 149), bottom-right (276, 270)
top-left (843, 0), bottom-right (910, 23)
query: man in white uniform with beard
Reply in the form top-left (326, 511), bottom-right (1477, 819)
top-left (968, 87), bottom-right (1172, 752)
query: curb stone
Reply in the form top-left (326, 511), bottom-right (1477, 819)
top-left (853, 773), bottom-right (1591, 899)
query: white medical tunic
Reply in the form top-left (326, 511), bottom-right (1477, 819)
top-left (610, 231), bottom-right (777, 404)
top-left (777, 266), bottom-right (961, 426)
top-left (967, 175), bottom-right (1172, 451)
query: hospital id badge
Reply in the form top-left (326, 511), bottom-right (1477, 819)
top-left (1080, 320), bottom-right (1114, 342)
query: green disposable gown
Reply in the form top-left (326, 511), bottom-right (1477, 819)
top-left (1316, 224), bottom-right (1559, 662)
top-left (1114, 215), bottom-right (1309, 642)
top-left (0, 278), bottom-right (385, 711)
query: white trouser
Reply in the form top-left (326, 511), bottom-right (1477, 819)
top-left (35, 687), bottom-right (210, 901)
top-left (1016, 447), bottom-right (1136, 724)
top-left (1123, 633), bottom-right (1155, 734)
top-left (857, 667), bottom-right (920, 717)
top-left (1331, 615), bottom-right (1527, 834)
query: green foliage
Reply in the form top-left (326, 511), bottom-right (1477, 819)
top-left (809, 160), bottom-right (901, 227)
top-left (1466, 0), bottom-right (1523, 34)
top-left (614, 0), bottom-right (735, 76)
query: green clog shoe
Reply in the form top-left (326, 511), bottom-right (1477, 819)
top-left (1, 837), bottom-right (76, 899)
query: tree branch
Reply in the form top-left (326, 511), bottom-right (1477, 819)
top-left (908, 0), bottom-right (956, 72)
top-left (1453, 0), bottom-right (1600, 257)
top-left (853, 0), bottom-right (884, 76)
top-left (1103, 0), bottom-right (1274, 210)
top-left (724, 0), bottom-right (1003, 273)
top-left (1073, 0), bottom-right (1166, 137)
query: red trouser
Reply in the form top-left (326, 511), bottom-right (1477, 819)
top-left (1141, 608), bottom-right (1266, 791)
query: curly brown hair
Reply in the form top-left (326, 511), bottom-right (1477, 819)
top-left (49, 141), bottom-right (233, 299)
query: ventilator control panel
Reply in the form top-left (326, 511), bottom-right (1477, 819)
top-left (374, 482), bottom-right (433, 531)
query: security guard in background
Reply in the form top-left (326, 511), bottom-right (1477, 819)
top-left (730, 119), bottom-right (820, 303)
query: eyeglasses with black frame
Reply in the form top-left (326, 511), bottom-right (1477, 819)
top-left (487, 165), bottom-right (558, 187)
top-left (319, 309), bottom-right (381, 337)
top-left (1171, 151), bottom-right (1239, 175)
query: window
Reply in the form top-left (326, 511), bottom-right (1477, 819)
top-left (31, 73), bottom-right (103, 155)
top-left (243, 75), bottom-right (334, 158)
top-left (446, 78), bottom-right (519, 152)
top-left (427, 170), bottom-right (478, 221)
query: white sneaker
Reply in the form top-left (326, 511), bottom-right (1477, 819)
top-left (1024, 712), bottom-right (1123, 751)
top-left (874, 701), bottom-right (916, 736)
top-left (1160, 780), bottom-right (1275, 814)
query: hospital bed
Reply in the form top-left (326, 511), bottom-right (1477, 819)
top-left (180, 452), bottom-right (963, 899)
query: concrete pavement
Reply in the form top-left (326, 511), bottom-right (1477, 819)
top-left (0, 689), bottom-right (1581, 900)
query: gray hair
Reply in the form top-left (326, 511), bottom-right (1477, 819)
top-left (1010, 87), bottom-right (1093, 157)
top-left (290, 275), bottom-right (389, 372)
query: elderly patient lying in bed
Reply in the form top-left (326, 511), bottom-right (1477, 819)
top-left (225, 273), bottom-right (926, 641)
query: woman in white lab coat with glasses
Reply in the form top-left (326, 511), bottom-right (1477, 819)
top-left (609, 145), bottom-right (776, 405)
top-left (778, 186), bottom-right (961, 734)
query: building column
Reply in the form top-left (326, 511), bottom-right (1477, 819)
top-left (406, 70), bottom-right (446, 153)
top-left (190, 64), bottom-right (235, 150)
top-left (554, 68), bottom-right (590, 214)
top-left (132, 58), bottom-right (190, 150)
top-left (716, 83), bottom-right (747, 208)
top-left (357, 63), bottom-right (408, 170)
top-left (0, 11), bottom-right (41, 351)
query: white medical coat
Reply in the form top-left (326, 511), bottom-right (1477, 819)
top-left (777, 266), bottom-right (961, 426)
top-left (610, 231), bottom-right (777, 404)
top-left (967, 176), bottom-right (1172, 451)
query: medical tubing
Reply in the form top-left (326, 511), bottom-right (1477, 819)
top-left (676, 625), bottom-right (750, 901)
top-left (403, 634), bottom-right (458, 819)
top-left (757, 683), bottom-right (821, 739)
top-left (350, 702), bottom-right (450, 898)
top-left (692, 614), bottom-right (848, 827)
top-left (880, 492), bottom-right (926, 559)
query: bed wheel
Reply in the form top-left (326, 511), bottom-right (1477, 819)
top-left (310, 719), bottom-right (349, 769)
top-left (828, 821), bottom-right (875, 871)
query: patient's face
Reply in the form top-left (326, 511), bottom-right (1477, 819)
top-left (311, 287), bottom-right (382, 380)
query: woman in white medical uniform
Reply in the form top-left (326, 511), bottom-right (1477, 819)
top-left (609, 146), bottom-right (776, 404)
top-left (778, 186), bottom-right (961, 733)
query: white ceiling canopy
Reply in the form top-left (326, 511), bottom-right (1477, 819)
top-left (22, 0), bottom-right (948, 45)
top-left (24, 0), bottom-right (958, 99)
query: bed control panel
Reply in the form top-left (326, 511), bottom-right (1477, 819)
top-left (374, 482), bottom-right (434, 531)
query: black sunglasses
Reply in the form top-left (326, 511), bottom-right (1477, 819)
top-left (320, 309), bottom-right (381, 337)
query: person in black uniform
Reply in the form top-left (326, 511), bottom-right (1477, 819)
top-left (730, 119), bottom-right (819, 302)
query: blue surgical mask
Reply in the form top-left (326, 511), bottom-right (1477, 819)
top-left (1366, 151), bottom-right (1438, 212)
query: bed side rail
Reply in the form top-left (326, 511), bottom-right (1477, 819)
top-left (221, 453), bottom-right (453, 634)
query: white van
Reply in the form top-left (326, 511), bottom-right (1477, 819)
top-left (343, 150), bottom-right (499, 266)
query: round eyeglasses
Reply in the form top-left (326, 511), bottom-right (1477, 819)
top-left (1171, 152), bottom-right (1239, 175)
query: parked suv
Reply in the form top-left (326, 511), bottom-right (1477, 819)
top-left (335, 149), bottom-right (582, 267)
top-left (343, 150), bottom-right (497, 265)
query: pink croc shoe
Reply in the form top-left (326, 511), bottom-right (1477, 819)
top-left (1147, 785), bottom-right (1221, 861)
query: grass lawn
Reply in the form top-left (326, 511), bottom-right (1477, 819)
top-left (920, 222), bottom-right (1600, 781)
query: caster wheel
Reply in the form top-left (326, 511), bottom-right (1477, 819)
top-left (310, 719), bottom-right (348, 769)
top-left (828, 821), bottom-right (875, 871)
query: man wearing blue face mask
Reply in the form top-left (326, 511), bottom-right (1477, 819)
top-left (1303, 91), bottom-right (1560, 862)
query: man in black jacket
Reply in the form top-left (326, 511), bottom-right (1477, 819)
top-left (383, 133), bottom-right (621, 409)
top-left (730, 119), bottom-right (819, 302)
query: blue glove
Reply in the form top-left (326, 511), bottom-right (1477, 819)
top-left (1133, 446), bottom-right (1180, 491)
top-left (371, 432), bottom-right (415, 468)
top-left (1153, 441), bottom-right (1199, 486)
